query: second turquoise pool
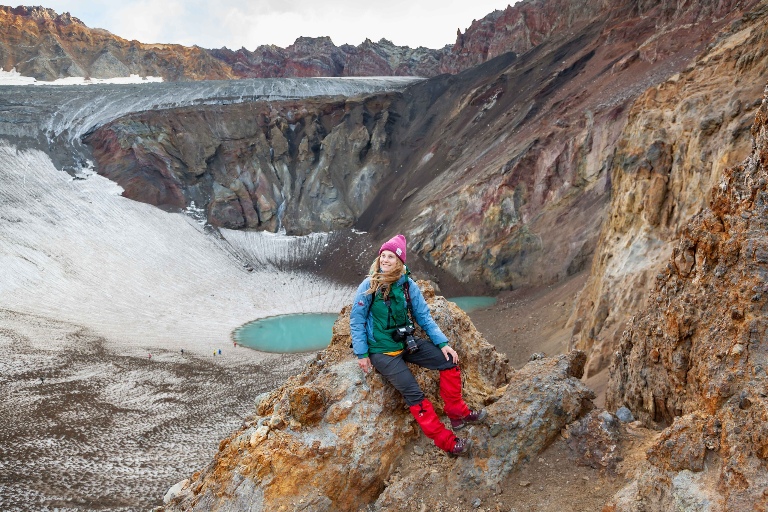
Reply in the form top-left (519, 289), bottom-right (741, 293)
top-left (448, 296), bottom-right (497, 312)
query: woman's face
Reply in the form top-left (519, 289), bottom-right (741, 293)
top-left (379, 250), bottom-right (398, 272)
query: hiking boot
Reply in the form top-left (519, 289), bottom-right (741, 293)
top-left (450, 409), bottom-right (488, 430)
top-left (449, 437), bottom-right (471, 456)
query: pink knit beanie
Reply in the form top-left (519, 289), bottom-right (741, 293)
top-left (379, 234), bottom-right (407, 263)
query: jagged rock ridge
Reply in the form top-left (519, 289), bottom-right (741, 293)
top-left (208, 37), bottom-right (447, 79)
top-left (4, 1), bottom-right (748, 82)
top-left (0, 6), bottom-right (234, 81)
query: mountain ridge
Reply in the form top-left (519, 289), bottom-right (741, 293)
top-left (0, 2), bottom-right (653, 81)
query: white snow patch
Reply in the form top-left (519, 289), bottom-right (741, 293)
top-left (419, 152), bottom-right (434, 167)
top-left (0, 67), bottom-right (163, 85)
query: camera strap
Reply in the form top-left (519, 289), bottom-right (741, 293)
top-left (403, 280), bottom-right (415, 324)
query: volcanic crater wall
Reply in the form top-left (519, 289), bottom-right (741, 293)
top-left (85, 95), bottom-right (401, 234)
top-left (603, 84), bottom-right (768, 512)
top-left (571, 2), bottom-right (768, 376)
top-left (82, 0), bottom-right (766, 303)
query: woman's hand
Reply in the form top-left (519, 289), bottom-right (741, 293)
top-left (358, 357), bottom-right (373, 373)
top-left (442, 345), bottom-right (459, 364)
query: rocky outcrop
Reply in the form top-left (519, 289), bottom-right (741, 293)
top-left (603, 86), bottom-right (768, 511)
top-left (162, 282), bottom-right (594, 511)
top-left (571, 2), bottom-right (768, 376)
top-left (372, 350), bottom-right (593, 509)
top-left (211, 37), bottom-right (446, 79)
top-left (84, 95), bottom-right (400, 233)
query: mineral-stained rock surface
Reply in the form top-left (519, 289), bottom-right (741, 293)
top-left (84, 95), bottom-right (400, 234)
top-left (372, 350), bottom-right (594, 510)
top-left (163, 282), bottom-right (595, 511)
top-left (571, 1), bottom-right (768, 376)
top-left (562, 409), bottom-right (623, 473)
top-left (604, 86), bottom-right (768, 511)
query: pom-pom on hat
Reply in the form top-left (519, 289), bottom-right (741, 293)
top-left (379, 234), bottom-right (407, 263)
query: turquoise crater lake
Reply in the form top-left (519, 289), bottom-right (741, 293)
top-left (234, 313), bottom-right (338, 354)
top-left (234, 296), bottom-right (497, 353)
top-left (448, 296), bottom-right (497, 312)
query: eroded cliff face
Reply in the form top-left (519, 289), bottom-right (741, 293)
top-left (603, 86), bottom-right (768, 512)
top-left (571, 3), bottom-right (768, 376)
top-left (84, 96), bottom-right (400, 234)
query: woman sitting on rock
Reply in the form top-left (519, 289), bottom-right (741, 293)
top-left (350, 234), bottom-right (486, 456)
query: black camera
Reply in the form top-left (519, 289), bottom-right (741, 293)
top-left (393, 325), bottom-right (418, 354)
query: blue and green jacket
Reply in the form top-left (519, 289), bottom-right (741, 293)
top-left (350, 270), bottom-right (449, 358)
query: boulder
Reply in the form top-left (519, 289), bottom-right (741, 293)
top-left (373, 351), bottom-right (594, 510)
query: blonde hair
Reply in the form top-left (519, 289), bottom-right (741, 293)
top-left (367, 255), bottom-right (405, 300)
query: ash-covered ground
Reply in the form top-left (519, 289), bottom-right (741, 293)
top-left (0, 309), bottom-right (310, 511)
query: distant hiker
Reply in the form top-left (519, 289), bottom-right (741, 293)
top-left (349, 234), bottom-right (486, 457)
top-left (39, 376), bottom-right (44, 384)
top-left (181, 349), bottom-right (184, 355)
top-left (233, 341), bottom-right (237, 347)
top-left (218, 349), bottom-right (222, 355)
top-left (148, 353), bottom-right (152, 359)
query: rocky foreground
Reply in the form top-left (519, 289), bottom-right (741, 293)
top-left (163, 283), bottom-right (597, 511)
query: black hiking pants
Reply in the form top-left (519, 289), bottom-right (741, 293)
top-left (369, 338), bottom-right (457, 406)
